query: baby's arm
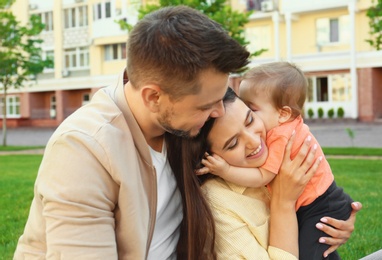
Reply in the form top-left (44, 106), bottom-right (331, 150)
top-left (197, 153), bottom-right (275, 188)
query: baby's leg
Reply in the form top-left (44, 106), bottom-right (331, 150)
top-left (297, 181), bottom-right (353, 260)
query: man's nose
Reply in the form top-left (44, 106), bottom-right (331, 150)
top-left (210, 101), bottom-right (225, 118)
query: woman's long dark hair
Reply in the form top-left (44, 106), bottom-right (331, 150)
top-left (165, 87), bottom-right (237, 259)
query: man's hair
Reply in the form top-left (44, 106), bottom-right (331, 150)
top-left (127, 5), bottom-right (250, 100)
top-left (242, 61), bottom-right (307, 118)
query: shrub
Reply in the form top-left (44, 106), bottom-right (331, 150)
top-left (307, 108), bottom-right (314, 119)
top-left (328, 108), bottom-right (335, 118)
top-left (337, 107), bottom-right (345, 118)
top-left (318, 107), bottom-right (324, 118)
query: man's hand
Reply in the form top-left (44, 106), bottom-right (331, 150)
top-left (316, 202), bottom-right (363, 257)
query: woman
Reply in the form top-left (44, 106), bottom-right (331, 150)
top-left (167, 87), bottom-right (361, 259)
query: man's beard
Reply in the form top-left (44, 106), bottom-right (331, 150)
top-left (159, 119), bottom-right (194, 138)
top-left (158, 110), bottom-right (197, 138)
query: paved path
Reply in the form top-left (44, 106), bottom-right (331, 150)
top-left (307, 120), bottom-right (382, 148)
top-left (0, 120), bottom-right (381, 154)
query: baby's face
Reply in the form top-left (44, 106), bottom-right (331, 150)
top-left (239, 80), bottom-right (280, 132)
top-left (207, 98), bottom-right (268, 168)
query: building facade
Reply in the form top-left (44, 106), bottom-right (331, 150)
top-left (1, 0), bottom-right (381, 128)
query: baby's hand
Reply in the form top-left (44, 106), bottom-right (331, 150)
top-left (199, 152), bottom-right (230, 177)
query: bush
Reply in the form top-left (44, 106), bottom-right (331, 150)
top-left (307, 108), bottom-right (314, 119)
top-left (318, 107), bottom-right (324, 118)
top-left (328, 108), bottom-right (335, 118)
top-left (337, 107), bottom-right (345, 118)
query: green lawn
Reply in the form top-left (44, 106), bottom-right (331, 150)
top-left (330, 158), bottom-right (382, 259)
top-left (0, 155), bottom-right (42, 259)
top-left (1, 152), bottom-right (381, 259)
top-left (0, 146), bottom-right (45, 152)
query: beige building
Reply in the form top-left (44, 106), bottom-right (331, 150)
top-left (1, 0), bottom-right (381, 127)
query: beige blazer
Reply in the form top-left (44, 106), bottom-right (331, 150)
top-left (14, 72), bottom-right (158, 259)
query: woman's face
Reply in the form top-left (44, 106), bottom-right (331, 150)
top-left (207, 98), bottom-right (268, 168)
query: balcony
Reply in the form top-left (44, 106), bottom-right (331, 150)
top-left (282, 0), bottom-right (354, 13)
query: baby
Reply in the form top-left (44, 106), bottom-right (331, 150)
top-left (199, 62), bottom-right (353, 260)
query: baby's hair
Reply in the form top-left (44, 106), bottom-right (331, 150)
top-left (243, 61), bottom-right (307, 118)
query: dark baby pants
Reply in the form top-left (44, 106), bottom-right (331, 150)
top-left (297, 181), bottom-right (353, 260)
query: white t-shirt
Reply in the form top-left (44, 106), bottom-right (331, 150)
top-left (147, 143), bottom-right (183, 260)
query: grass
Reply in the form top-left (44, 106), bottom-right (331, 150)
top-left (0, 146), bottom-right (44, 152)
top-left (331, 158), bottom-right (382, 259)
top-left (0, 155), bottom-right (42, 259)
top-left (0, 153), bottom-right (381, 259)
top-left (323, 147), bottom-right (382, 156)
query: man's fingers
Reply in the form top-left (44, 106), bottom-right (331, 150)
top-left (323, 245), bottom-right (337, 258)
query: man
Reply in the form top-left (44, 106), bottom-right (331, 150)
top-left (14, 6), bottom-right (249, 259)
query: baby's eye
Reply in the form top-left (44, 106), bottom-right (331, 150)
top-left (249, 105), bottom-right (258, 112)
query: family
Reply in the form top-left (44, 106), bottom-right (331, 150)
top-left (15, 5), bottom-right (364, 260)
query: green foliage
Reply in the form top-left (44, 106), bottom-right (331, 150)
top-left (317, 107), bottom-right (324, 118)
top-left (337, 107), bottom-right (345, 118)
top-left (307, 108), bottom-right (314, 119)
top-left (0, 12), bottom-right (52, 89)
top-left (366, 0), bottom-right (382, 50)
top-left (327, 108), bottom-right (335, 118)
top-left (0, 0), bottom-right (14, 8)
top-left (0, 10), bottom-right (53, 146)
top-left (117, 0), bottom-right (267, 58)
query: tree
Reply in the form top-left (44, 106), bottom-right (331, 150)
top-left (366, 0), bottom-right (382, 50)
top-left (0, 0), bottom-right (14, 8)
top-left (116, 0), bottom-right (266, 58)
top-left (0, 9), bottom-right (52, 146)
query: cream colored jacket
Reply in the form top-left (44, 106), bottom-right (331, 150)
top-left (14, 72), bottom-right (159, 259)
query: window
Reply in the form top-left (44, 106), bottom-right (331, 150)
top-left (93, 2), bottom-right (112, 20)
top-left (82, 93), bottom-right (90, 106)
top-left (64, 6), bottom-right (88, 29)
top-left (50, 95), bottom-right (56, 119)
top-left (307, 78), bottom-right (314, 102)
top-left (245, 25), bottom-right (271, 54)
top-left (247, 0), bottom-right (265, 11)
top-left (316, 77), bottom-right (328, 102)
top-left (306, 74), bottom-right (352, 103)
top-left (0, 96), bottom-right (20, 118)
top-left (329, 19), bottom-right (339, 42)
top-left (331, 74), bottom-right (352, 101)
top-left (316, 15), bottom-right (350, 45)
top-left (64, 47), bottom-right (89, 69)
top-left (43, 50), bottom-right (55, 69)
top-left (105, 2), bottom-right (111, 18)
top-left (104, 43), bottom-right (127, 61)
top-left (38, 11), bottom-right (54, 31)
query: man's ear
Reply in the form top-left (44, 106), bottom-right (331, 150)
top-left (141, 85), bottom-right (161, 112)
top-left (279, 106), bottom-right (293, 124)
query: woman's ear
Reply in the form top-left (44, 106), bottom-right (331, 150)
top-left (278, 106), bottom-right (293, 124)
top-left (141, 85), bottom-right (161, 112)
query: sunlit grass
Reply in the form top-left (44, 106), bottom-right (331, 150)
top-left (0, 154), bottom-right (381, 259)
